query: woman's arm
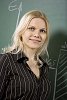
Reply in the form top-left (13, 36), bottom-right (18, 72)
top-left (0, 53), bottom-right (10, 100)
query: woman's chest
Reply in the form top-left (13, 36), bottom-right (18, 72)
top-left (6, 61), bottom-right (49, 99)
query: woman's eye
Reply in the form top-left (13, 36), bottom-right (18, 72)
top-left (28, 27), bottom-right (35, 31)
top-left (40, 29), bottom-right (46, 33)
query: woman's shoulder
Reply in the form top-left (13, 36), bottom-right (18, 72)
top-left (0, 53), bottom-right (10, 63)
top-left (0, 52), bottom-right (15, 64)
top-left (0, 51), bottom-right (17, 58)
top-left (0, 53), bottom-right (8, 59)
top-left (0, 52), bottom-right (11, 58)
top-left (0, 51), bottom-right (25, 63)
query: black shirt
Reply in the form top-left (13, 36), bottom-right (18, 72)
top-left (0, 51), bottom-right (50, 100)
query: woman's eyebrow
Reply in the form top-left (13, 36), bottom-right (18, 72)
top-left (40, 28), bottom-right (47, 31)
top-left (28, 25), bottom-right (35, 27)
top-left (28, 25), bottom-right (46, 28)
top-left (40, 28), bottom-right (46, 29)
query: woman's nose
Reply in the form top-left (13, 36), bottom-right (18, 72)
top-left (33, 30), bottom-right (40, 38)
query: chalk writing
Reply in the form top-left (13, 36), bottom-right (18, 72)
top-left (8, 0), bottom-right (22, 28)
top-left (55, 42), bottom-right (67, 100)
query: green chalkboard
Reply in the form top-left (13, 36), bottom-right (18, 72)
top-left (0, 0), bottom-right (67, 100)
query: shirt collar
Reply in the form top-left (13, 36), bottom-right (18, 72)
top-left (13, 51), bottom-right (28, 63)
top-left (39, 56), bottom-right (48, 67)
top-left (12, 51), bottom-right (47, 67)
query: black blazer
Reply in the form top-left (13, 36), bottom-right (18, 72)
top-left (0, 51), bottom-right (51, 100)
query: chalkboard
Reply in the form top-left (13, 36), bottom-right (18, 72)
top-left (0, 0), bottom-right (67, 100)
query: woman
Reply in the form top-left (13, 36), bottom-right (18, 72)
top-left (0, 10), bottom-right (51, 100)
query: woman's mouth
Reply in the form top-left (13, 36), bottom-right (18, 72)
top-left (29, 39), bottom-right (41, 42)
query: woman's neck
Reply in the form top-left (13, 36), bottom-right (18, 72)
top-left (23, 47), bottom-right (37, 61)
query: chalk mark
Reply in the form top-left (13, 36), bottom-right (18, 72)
top-left (8, 0), bottom-right (22, 28)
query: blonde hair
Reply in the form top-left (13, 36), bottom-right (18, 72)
top-left (3, 10), bottom-right (49, 56)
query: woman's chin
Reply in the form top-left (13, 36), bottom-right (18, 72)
top-left (28, 45), bottom-right (41, 49)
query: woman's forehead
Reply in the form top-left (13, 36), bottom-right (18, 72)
top-left (28, 18), bottom-right (47, 28)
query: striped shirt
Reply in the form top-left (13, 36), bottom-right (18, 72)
top-left (0, 51), bottom-right (51, 100)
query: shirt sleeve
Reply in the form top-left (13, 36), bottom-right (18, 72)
top-left (0, 53), bottom-right (10, 99)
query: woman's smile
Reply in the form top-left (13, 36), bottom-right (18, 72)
top-left (29, 38), bottom-right (41, 43)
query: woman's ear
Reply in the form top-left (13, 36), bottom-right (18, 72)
top-left (20, 36), bottom-right (22, 41)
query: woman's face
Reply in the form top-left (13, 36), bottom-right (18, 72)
top-left (22, 18), bottom-right (47, 50)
